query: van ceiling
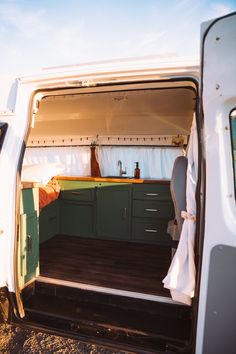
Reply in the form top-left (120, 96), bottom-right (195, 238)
top-left (32, 87), bottom-right (196, 138)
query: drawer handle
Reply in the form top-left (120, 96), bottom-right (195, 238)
top-left (145, 208), bottom-right (158, 212)
top-left (145, 229), bottom-right (158, 233)
top-left (145, 193), bottom-right (158, 196)
top-left (71, 192), bottom-right (82, 195)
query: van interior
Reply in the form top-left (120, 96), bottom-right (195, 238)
top-left (19, 80), bottom-right (197, 352)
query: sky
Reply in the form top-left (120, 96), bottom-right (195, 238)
top-left (0, 0), bottom-right (235, 75)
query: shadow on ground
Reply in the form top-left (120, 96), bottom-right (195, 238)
top-left (0, 321), bottom-right (127, 354)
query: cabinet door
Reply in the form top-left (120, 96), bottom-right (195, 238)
top-left (97, 186), bottom-right (131, 240)
top-left (20, 211), bottom-right (39, 283)
top-left (39, 200), bottom-right (59, 243)
top-left (60, 201), bottom-right (95, 238)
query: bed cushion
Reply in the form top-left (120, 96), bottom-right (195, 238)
top-left (39, 178), bottom-right (61, 210)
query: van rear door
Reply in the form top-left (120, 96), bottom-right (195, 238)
top-left (0, 121), bottom-right (9, 321)
top-left (196, 12), bottom-right (236, 354)
top-left (0, 78), bottom-right (31, 321)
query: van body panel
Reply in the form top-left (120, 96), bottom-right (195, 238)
top-left (196, 12), bottom-right (236, 354)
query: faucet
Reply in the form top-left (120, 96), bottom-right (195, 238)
top-left (118, 160), bottom-right (127, 177)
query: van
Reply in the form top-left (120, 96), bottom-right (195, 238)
top-left (0, 13), bottom-right (235, 354)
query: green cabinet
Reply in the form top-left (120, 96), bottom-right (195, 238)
top-left (19, 188), bottom-right (39, 286)
top-left (56, 179), bottom-right (173, 245)
top-left (97, 185), bottom-right (131, 240)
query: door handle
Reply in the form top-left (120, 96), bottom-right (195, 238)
top-left (122, 207), bottom-right (127, 219)
top-left (27, 235), bottom-right (32, 253)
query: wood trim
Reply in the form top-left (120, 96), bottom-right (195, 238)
top-left (36, 276), bottom-right (179, 305)
top-left (55, 176), bottom-right (170, 184)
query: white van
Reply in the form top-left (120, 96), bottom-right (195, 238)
top-left (0, 13), bottom-right (235, 354)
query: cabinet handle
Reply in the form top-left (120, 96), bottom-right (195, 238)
top-left (71, 192), bottom-right (82, 195)
top-left (27, 235), bottom-right (32, 253)
top-left (145, 229), bottom-right (158, 233)
top-left (145, 193), bottom-right (158, 196)
top-left (145, 208), bottom-right (158, 212)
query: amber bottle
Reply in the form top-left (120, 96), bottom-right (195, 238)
top-left (134, 162), bottom-right (140, 179)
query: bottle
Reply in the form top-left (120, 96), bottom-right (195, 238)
top-left (134, 162), bottom-right (140, 179)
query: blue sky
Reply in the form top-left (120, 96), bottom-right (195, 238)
top-left (0, 0), bottom-right (235, 75)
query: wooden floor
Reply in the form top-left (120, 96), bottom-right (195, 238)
top-left (40, 235), bottom-right (171, 297)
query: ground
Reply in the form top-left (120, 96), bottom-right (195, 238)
top-left (0, 321), bottom-right (127, 354)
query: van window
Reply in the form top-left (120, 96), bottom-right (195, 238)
top-left (0, 122), bottom-right (8, 152)
top-left (230, 109), bottom-right (236, 194)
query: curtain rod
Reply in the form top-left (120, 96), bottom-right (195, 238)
top-left (26, 144), bottom-right (186, 148)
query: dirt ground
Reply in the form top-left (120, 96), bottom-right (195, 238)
top-left (0, 321), bottom-right (128, 354)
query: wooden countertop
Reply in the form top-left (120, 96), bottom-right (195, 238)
top-left (21, 181), bottom-right (42, 189)
top-left (55, 176), bottom-right (170, 184)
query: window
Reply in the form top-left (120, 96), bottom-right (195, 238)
top-left (230, 109), bottom-right (236, 194)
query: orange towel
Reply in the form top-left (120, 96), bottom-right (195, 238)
top-left (39, 178), bottom-right (61, 210)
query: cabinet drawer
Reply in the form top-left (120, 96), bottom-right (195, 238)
top-left (132, 219), bottom-right (169, 242)
top-left (133, 200), bottom-right (174, 219)
top-left (133, 183), bottom-right (171, 201)
top-left (60, 188), bottom-right (95, 202)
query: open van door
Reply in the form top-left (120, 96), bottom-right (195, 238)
top-left (0, 78), bottom-right (31, 323)
top-left (0, 122), bottom-right (9, 321)
top-left (196, 12), bottom-right (236, 354)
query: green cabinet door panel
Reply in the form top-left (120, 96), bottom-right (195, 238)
top-left (21, 188), bottom-right (38, 214)
top-left (97, 186), bottom-right (131, 240)
top-left (39, 200), bottom-right (59, 243)
top-left (20, 211), bottom-right (39, 283)
top-left (60, 201), bottom-right (95, 237)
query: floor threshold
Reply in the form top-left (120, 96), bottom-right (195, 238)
top-left (36, 276), bottom-right (183, 305)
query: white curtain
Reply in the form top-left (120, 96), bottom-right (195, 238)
top-left (163, 117), bottom-right (198, 305)
top-left (97, 146), bottom-right (182, 179)
top-left (23, 146), bottom-right (91, 176)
